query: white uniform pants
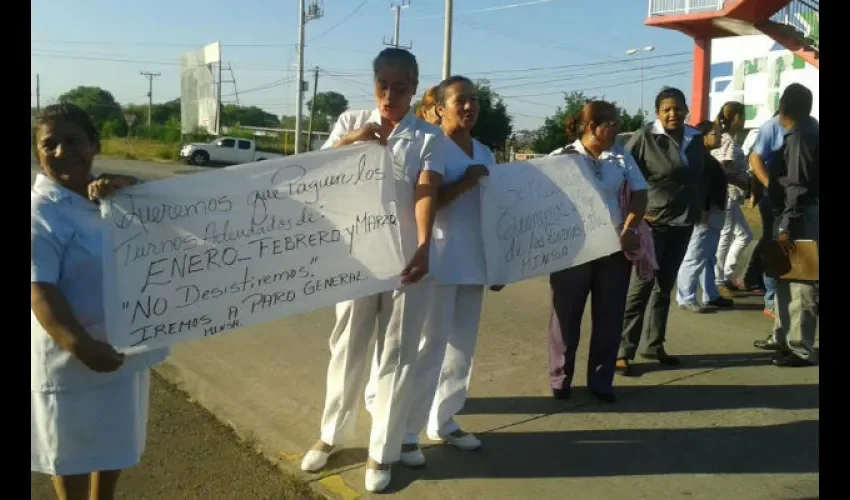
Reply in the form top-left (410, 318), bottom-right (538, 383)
top-left (400, 284), bottom-right (484, 444)
top-left (715, 201), bottom-right (753, 284)
top-left (319, 282), bottom-right (434, 464)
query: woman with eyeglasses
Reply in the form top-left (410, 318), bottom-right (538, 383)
top-left (547, 101), bottom-right (648, 402)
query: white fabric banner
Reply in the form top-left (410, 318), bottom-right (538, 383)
top-left (480, 155), bottom-right (622, 285)
top-left (100, 144), bottom-right (406, 353)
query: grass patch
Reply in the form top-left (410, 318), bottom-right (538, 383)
top-left (99, 137), bottom-right (297, 163)
top-left (100, 137), bottom-right (181, 162)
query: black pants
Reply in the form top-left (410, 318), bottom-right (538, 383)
top-left (618, 224), bottom-right (693, 360)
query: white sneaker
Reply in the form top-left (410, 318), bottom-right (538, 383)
top-left (365, 467), bottom-right (392, 493)
top-left (300, 449), bottom-right (334, 472)
top-left (399, 449), bottom-right (426, 467)
top-left (436, 432), bottom-right (481, 451)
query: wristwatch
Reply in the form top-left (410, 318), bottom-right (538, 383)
top-left (623, 227), bottom-right (638, 234)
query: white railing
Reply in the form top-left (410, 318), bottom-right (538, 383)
top-left (769, 0), bottom-right (819, 49)
top-left (648, 0), bottom-right (725, 17)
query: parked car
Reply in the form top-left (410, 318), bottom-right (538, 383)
top-left (180, 137), bottom-right (283, 167)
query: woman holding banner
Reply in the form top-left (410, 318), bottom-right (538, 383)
top-left (547, 101), bottom-right (649, 402)
top-left (299, 47), bottom-right (445, 494)
top-left (31, 103), bottom-right (169, 500)
top-left (398, 75), bottom-right (497, 466)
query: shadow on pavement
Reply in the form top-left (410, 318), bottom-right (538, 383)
top-left (462, 382), bottom-right (818, 415)
top-left (385, 420), bottom-right (818, 491)
top-left (731, 302), bottom-right (769, 312)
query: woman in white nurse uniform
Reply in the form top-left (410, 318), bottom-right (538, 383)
top-left (398, 75), bottom-right (497, 466)
top-left (299, 48), bottom-right (445, 494)
top-left (31, 103), bottom-right (168, 500)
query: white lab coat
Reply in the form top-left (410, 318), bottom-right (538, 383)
top-left (405, 138), bottom-right (495, 442)
top-left (316, 109), bottom-right (445, 464)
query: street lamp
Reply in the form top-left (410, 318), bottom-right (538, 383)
top-left (626, 45), bottom-right (656, 120)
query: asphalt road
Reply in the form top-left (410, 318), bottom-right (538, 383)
top-left (30, 156), bottom-right (206, 185)
top-left (30, 157), bottom-right (317, 500)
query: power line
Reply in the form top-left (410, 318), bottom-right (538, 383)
top-left (500, 69), bottom-right (692, 99)
top-left (473, 53), bottom-right (691, 78)
top-left (30, 50), bottom-right (289, 73)
top-left (409, 0), bottom-right (561, 19)
top-left (223, 77), bottom-right (294, 97)
top-left (308, 0), bottom-right (370, 42)
top-left (32, 51), bottom-right (183, 67)
top-left (32, 47), bottom-right (690, 79)
top-left (32, 39), bottom-right (383, 56)
top-left (492, 60), bottom-right (691, 91)
top-left (463, 17), bottom-right (615, 61)
top-left (315, 51), bottom-right (692, 77)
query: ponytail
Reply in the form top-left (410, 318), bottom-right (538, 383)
top-left (563, 112), bottom-right (583, 141)
top-left (563, 100), bottom-right (618, 142)
top-left (715, 101), bottom-right (745, 133)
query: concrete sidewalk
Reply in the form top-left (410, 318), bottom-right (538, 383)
top-left (158, 277), bottom-right (819, 500)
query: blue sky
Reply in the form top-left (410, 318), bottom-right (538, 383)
top-left (32, 0), bottom-right (696, 131)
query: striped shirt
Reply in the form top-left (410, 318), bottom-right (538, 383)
top-left (711, 132), bottom-right (749, 202)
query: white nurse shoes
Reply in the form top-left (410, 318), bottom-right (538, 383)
top-left (365, 466), bottom-right (392, 493)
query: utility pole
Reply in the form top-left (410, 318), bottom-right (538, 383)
top-left (307, 67), bottom-right (320, 151)
top-left (295, 0), bottom-right (324, 155)
top-left (442, 0), bottom-right (453, 79)
top-left (383, 1), bottom-right (412, 49)
top-left (36, 74), bottom-right (41, 112)
top-left (140, 71), bottom-right (161, 127)
top-left (216, 61), bottom-right (223, 134)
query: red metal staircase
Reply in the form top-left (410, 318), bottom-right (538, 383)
top-left (645, 0), bottom-right (818, 122)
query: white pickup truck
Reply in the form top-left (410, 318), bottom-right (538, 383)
top-left (180, 137), bottom-right (284, 166)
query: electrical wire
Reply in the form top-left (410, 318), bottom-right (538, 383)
top-left (308, 0), bottom-right (371, 42)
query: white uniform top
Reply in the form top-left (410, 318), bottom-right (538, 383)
top-left (741, 128), bottom-right (760, 156)
top-left (432, 138), bottom-right (495, 285)
top-left (31, 174), bottom-right (169, 393)
top-left (549, 139), bottom-right (648, 231)
top-left (323, 109), bottom-right (446, 262)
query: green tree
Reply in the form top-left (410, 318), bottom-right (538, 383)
top-left (472, 80), bottom-right (513, 154)
top-left (222, 105), bottom-right (280, 128)
top-left (58, 86), bottom-right (124, 135)
top-left (152, 98), bottom-right (181, 124)
top-left (531, 91), bottom-right (646, 154)
top-left (307, 91), bottom-right (349, 124)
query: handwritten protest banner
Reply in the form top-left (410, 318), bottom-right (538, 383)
top-left (100, 144), bottom-right (406, 353)
top-left (480, 154), bottom-right (622, 285)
